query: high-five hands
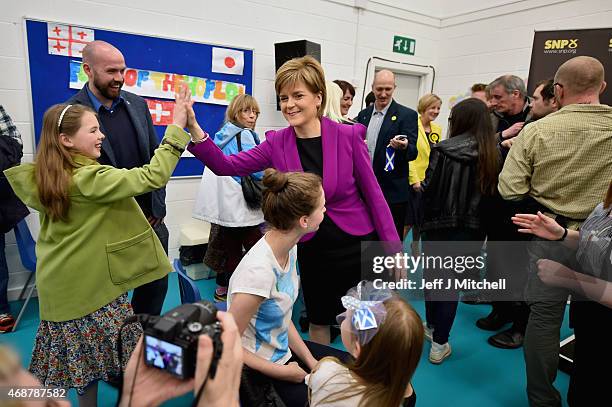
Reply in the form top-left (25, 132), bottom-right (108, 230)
top-left (173, 83), bottom-right (194, 129)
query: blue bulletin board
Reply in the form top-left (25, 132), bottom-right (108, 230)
top-left (24, 18), bottom-right (254, 177)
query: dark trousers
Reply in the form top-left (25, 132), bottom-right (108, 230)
top-left (270, 341), bottom-right (350, 407)
top-left (523, 238), bottom-right (572, 407)
top-left (215, 225), bottom-right (262, 287)
top-left (423, 228), bottom-right (485, 345)
top-left (567, 300), bottom-right (612, 407)
top-left (388, 201), bottom-right (408, 241)
top-left (492, 301), bottom-right (530, 333)
top-left (131, 222), bottom-right (169, 316)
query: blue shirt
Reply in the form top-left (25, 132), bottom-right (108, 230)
top-left (85, 85), bottom-right (125, 113)
top-left (366, 102), bottom-right (391, 161)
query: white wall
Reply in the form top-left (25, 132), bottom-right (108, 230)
top-left (4, 0), bottom-right (611, 300)
top-left (2, 0), bottom-right (439, 299)
top-left (434, 0), bottom-right (612, 128)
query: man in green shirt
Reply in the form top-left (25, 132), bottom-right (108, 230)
top-left (499, 56), bottom-right (612, 407)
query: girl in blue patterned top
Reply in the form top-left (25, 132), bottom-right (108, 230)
top-left (227, 168), bottom-right (348, 406)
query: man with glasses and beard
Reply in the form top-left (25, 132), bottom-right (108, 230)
top-left (67, 40), bottom-right (169, 316)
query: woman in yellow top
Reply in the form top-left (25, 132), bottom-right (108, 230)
top-left (405, 94), bottom-right (442, 248)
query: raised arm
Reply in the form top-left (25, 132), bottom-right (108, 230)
top-left (74, 125), bottom-right (188, 202)
top-left (184, 89), bottom-right (271, 176)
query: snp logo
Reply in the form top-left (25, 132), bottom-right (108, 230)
top-left (544, 39), bottom-right (578, 54)
top-left (544, 39), bottom-right (578, 49)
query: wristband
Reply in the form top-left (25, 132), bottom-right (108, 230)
top-left (191, 130), bottom-right (209, 144)
top-left (556, 227), bottom-right (568, 241)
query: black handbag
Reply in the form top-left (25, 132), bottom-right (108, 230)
top-left (236, 131), bottom-right (264, 210)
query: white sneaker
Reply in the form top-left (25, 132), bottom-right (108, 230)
top-left (423, 322), bottom-right (433, 342)
top-left (429, 341), bottom-right (451, 364)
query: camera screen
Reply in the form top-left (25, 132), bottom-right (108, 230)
top-left (144, 335), bottom-right (184, 377)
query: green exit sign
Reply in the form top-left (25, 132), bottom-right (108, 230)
top-left (393, 35), bottom-right (416, 55)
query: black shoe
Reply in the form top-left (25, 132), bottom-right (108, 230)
top-left (488, 328), bottom-right (524, 349)
top-left (476, 311), bottom-right (512, 331)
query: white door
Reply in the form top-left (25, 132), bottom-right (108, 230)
top-left (392, 72), bottom-right (421, 111)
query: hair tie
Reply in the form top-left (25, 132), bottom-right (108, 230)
top-left (337, 281), bottom-right (394, 346)
top-left (58, 105), bottom-right (73, 130)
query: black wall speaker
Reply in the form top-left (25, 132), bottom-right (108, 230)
top-left (273, 40), bottom-right (321, 109)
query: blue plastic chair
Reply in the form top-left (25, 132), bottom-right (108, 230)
top-left (12, 219), bottom-right (37, 331)
top-left (174, 259), bottom-right (202, 304)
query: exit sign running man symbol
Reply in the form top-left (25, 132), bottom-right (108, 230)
top-left (393, 36), bottom-right (416, 55)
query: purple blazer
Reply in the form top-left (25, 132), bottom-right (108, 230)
top-left (188, 117), bottom-right (399, 243)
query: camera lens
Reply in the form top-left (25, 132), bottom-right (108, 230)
top-left (187, 322), bottom-right (203, 333)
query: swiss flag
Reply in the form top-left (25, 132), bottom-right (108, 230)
top-left (145, 98), bottom-right (175, 126)
top-left (212, 47), bottom-right (244, 75)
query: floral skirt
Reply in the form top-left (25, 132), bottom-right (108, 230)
top-left (29, 294), bottom-right (142, 395)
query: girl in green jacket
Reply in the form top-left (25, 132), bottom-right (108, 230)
top-left (5, 100), bottom-right (191, 406)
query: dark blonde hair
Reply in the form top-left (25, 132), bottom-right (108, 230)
top-left (417, 93), bottom-right (442, 115)
top-left (35, 104), bottom-right (95, 222)
top-left (261, 169), bottom-right (322, 231)
top-left (275, 56), bottom-right (326, 118)
top-left (225, 94), bottom-right (260, 128)
top-left (314, 297), bottom-right (424, 406)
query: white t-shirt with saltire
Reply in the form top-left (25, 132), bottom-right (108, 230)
top-left (228, 235), bottom-right (299, 364)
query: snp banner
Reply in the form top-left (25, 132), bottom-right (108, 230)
top-left (528, 28), bottom-right (612, 105)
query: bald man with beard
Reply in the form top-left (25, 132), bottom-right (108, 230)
top-left (356, 70), bottom-right (418, 239)
top-left (499, 56), bottom-right (612, 407)
top-left (67, 41), bottom-right (170, 316)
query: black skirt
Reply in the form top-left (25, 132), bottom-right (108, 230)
top-left (297, 216), bottom-right (376, 325)
top-left (405, 187), bottom-right (423, 226)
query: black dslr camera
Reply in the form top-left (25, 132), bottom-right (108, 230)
top-left (142, 300), bottom-right (223, 379)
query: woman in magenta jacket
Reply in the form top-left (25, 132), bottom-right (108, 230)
top-left (183, 56), bottom-right (399, 344)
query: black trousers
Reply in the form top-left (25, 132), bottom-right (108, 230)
top-left (240, 341), bottom-right (350, 407)
top-left (388, 201), bottom-right (408, 241)
top-left (131, 222), bottom-right (169, 316)
top-left (492, 301), bottom-right (530, 333)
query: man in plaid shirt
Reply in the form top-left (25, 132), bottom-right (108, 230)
top-left (499, 56), bottom-right (612, 407)
top-left (0, 105), bottom-right (23, 143)
top-left (0, 105), bottom-right (29, 333)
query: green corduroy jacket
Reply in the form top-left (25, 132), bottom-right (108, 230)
top-left (5, 125), bottom-right (190, 321)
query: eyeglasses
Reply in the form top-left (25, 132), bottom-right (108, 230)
top-left (242, 108), bottom-right (260, 116)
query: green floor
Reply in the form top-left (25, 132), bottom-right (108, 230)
top-left (1, 269), bottom-right (571, 406)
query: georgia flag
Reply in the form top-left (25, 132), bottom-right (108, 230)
top-left (212, 47), bottom-right (244, 75)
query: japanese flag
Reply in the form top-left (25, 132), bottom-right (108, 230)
top-left (212, 48), bottom-right (244, 75)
